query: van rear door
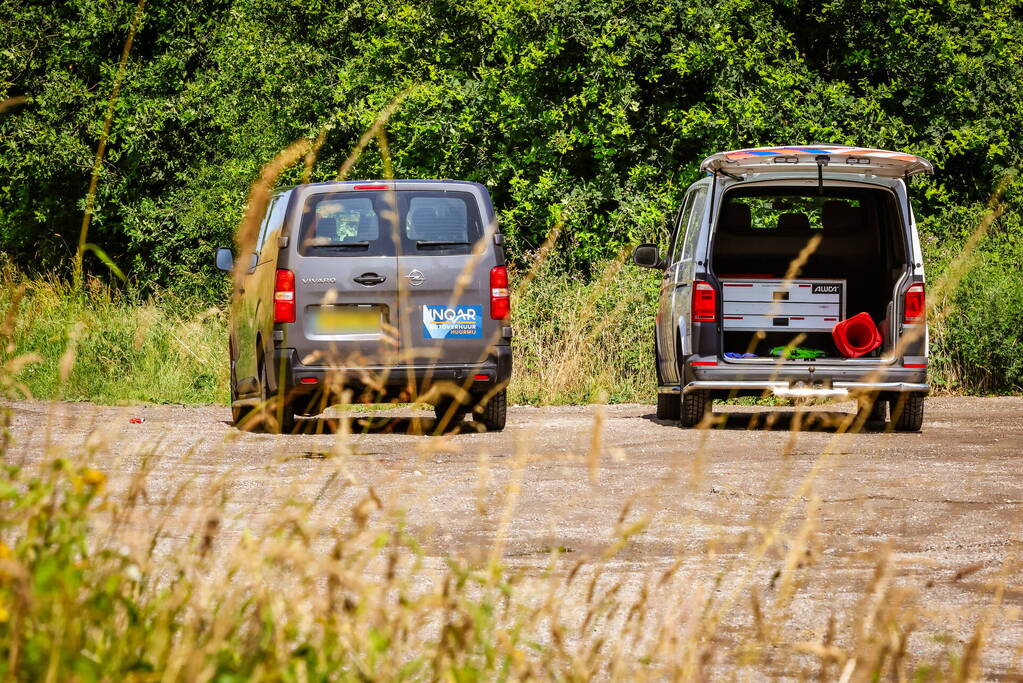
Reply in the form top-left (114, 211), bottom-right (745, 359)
top-left (288, 187), bottom-right (400, 368)
top-left (394, 189), bottom-right (496, 369)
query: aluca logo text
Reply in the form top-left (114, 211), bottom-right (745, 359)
top-left (812, 284), bottom-right (841, 294)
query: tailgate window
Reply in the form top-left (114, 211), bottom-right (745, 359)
top-left (298, 194), bottom-right (396, 257)
top-left (401, 192), bottom-right (482, 254)
top-left (297, 190), bottom-right (483, 257)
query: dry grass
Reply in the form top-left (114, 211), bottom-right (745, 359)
top-left (507, 253), bottom-right (658, 406)
top-left (0, 263), bottom-right (227, 405)
top-left (1, 391), bottom-right (1017, 681)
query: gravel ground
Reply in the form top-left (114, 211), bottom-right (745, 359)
top-left (7, 396), bottom-right (1023, 676)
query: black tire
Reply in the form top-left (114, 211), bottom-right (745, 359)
top-left (680, 390), bottom-right (711, 428)
top-left (433, 397), bottom-right (468, 429)
top-left (870, 396), bottom-right (889, 423)
top-left (293, 395), bottom-right (320, 418)
top-left (260, 353), bottom-right (296, 434)
top-left (230, 359), bottom-right (253, 426)
top-left (856, 394), bottom-right (887, 427)
top-left (656, 392), bottom-right (680, 421)
top-left (472, 388), bottom-right (507, 431)
top-left (891, 393), bottom-right (924, 432)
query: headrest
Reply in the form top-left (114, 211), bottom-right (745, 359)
top-left (777, 212), bottom-right (810, 231)
top-left (821, 200), bottom-right (865, 233)
top-left (719, 202), bottom-right (751, 232)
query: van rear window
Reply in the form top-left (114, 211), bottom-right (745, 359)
top-left (719, 193), bottom-right (866, 233)
top-left (407, 196), bottom-right (469, 242)
top-left (297, 190), bottom-right (482, 256)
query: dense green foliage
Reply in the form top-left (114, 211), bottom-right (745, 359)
top-left (2, 0), bottom-right (1022, 392)
top-left (0, 264), bottom-right (227, 405)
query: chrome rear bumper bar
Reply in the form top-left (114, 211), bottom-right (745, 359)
top-left (658, 381), bottom-right (929, 399)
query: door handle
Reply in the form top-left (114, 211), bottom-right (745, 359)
top-left (354, 273), bottom-right (386, 286)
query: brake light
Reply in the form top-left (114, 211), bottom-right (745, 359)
top-left (274, 269), bottom-right (296, 323)
top-left (490, 266), bottom-right (510, 320)
top-left (692, 280), bottom-right (717, 322)
top-left (903, 283), bottom-right (925, 324)
top-left (353, 183), bottom-right (388, 190)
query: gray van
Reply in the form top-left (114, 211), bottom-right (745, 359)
top-left (215, 180), bottom-right (512, 433)
top-left (632, 145), bottom-right (931, 430)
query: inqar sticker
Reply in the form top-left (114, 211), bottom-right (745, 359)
top-left (422, 305), bottom-right (483, 339)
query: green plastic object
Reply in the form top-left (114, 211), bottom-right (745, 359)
top-left (769, 346), bottom-right (827, 359)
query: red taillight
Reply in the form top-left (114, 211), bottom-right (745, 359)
top-left (692, 280), bottom-right (717, 322)
top-left (490, 266), bottom-right (510, 320)
top-left (903, 283), bottom-right (925, 324)
top-left (353, 183), bottom-right (388, 190)
top-left (274, 269), bottom-right (296, 323)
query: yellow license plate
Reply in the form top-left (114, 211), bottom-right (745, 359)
top-left (312, 306), bottom-right (382, 335)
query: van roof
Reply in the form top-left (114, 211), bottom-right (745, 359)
top-left (275, 179), bottom-right (485, 193)
top-left (701, 145), bottom-right (933, 178)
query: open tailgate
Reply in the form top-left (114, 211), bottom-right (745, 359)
top-left (701, 145), bottom-right (933, 178)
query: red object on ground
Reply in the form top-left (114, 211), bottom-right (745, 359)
top-left (832, 312), bottom-right (882, 358)
top-left (129, 417), bottom-right (144, 424)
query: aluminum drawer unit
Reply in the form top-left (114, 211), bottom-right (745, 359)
top-left (721, 278), bottom-right (846, 332)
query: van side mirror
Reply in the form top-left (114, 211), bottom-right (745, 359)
top-left (215, 247), bottom-right (234, 272)
top-left (632, 243), bottom-right (664, 269)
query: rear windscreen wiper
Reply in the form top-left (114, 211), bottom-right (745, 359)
top-left (415, 240), bottom-right (471, 248)
top-left (310, 241), bottom-right (370, 250)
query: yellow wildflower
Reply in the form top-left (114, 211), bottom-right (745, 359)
top-left (82, 468), bottom-right (106, 490)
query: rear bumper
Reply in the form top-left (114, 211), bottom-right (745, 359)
top-left (662, 380), bottom-right (929, 400)
top-left (663, 356), bottom-right (928, 399)
top-left (273, 345), bottom-right (512, 401)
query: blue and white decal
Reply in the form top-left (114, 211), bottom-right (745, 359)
top-left (422, 305), bottom-right (482, 339)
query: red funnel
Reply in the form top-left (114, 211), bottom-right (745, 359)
top-left (832, 312), bottom-right (882, 358)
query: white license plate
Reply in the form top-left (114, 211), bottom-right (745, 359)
top-left (310, 306), bottom-right (382, 335)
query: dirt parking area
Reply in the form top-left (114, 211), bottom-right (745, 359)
top-left (7, 396), bottom-right (1023, 675)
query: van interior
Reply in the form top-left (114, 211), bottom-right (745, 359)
top-left (711, 185), bottom-right (909, 360)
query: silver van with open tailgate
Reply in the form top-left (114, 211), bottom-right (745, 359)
top-left (632, 145), bottom-right (931, 430)
top-left (216, 180), bottom-right (513, 433)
